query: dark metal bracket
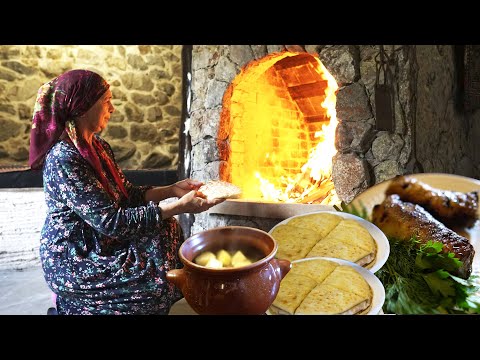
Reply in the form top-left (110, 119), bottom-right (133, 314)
top-left (374, 45), bottom-right (395, 132)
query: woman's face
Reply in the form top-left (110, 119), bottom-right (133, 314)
top-left (80, 89), bottom-right (114, 134)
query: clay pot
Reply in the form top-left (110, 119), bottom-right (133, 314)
top-left (166, 226), bottom-right (291, 315)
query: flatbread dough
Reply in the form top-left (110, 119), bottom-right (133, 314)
top-left (197, 180), bottom-right (242, 200)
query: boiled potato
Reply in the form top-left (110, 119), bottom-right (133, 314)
top-left (205, 257), bottom-right (223, 269)
top-left (195, 249), bottom-right (255, 268)
top-left (231, 250), bottom-right (248, 267)
top-left (232, 259), bottom-right (252, 268)
top-left (216, 249), bottom-right (232, 267)
top-left (194, 251), bottom-right (216, 266)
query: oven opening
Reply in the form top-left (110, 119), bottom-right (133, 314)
top-left (218, 51), bottom-right (340, 206)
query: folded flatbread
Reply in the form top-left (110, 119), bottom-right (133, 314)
top-left (290, 258), bottom-right (338, 283)
top-left (270, 258), bottom-right (373, 315)
top-left (321, 265), bottom-right (372, 298)
top-left (270, 273), bottom-right (317, 315)
top-left (287, 213), bottom-right (342, 238)
top-left (306, 236), bottom-right (375, 267)
top-left (305, 219), bottom-right (377, 268)
top-left (197, 180), bottom-right (242, 200)
top-left (295, 284), bottom-right (371, 315)
top-left (273, 213), bottom-right (377, 269)
top-left (270, 225), bottom-right (322, 261)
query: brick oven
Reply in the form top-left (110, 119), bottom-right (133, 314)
top-left (179, 45), bottom-right (419, 237)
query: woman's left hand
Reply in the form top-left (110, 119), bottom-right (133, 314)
top-left (172, 179), bottom-right (204, 198)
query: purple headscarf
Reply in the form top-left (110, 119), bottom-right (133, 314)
top-left (29, 69), bottom-right (128, 199)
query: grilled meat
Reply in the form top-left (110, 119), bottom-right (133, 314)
top-left (385, 175), bottom-right (479, 228)
top-left (372, 194), bottom-right (475, 279)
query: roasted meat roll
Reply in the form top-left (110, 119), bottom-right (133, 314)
top-left (372, 194), bottom-right (475, 279)
top-left (385, 175), bottom-right (479, 228)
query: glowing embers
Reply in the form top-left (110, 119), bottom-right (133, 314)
top-left (220, 51), bottom-right (340, 206)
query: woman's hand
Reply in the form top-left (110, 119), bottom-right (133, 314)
top-left (159, 189), bottom-right (225, 219)
top-left (176, 190), bottom-right (225, 214)
top-left (171, 179), bottom-right (204, 198)
top-left (145, 178), bottom-right (205, 203)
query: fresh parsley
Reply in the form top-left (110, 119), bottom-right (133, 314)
top-left (376, 237), bottom-right (480, 314)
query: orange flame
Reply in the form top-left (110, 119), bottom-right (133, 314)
top-left (224, 52), bottom-right (341, 206)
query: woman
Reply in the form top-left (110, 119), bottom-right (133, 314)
top-left (29, 69), bottom-right (223, 315)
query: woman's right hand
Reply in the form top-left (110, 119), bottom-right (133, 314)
top-left (171, 179), bottom-right (204, 198)
top-left (177, 190), bottom-right (225, 214)
top-left (159, 190), bottom-right (225, 219)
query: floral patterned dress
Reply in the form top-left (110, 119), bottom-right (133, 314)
top-left (40, 136), bottom-right (184, 315)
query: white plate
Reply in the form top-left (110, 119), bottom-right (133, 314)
top-left (269, 210), bottom-right (389, 273)
top-left (349, 172), bottom-right (480, 277)
top-left (267, 257), bottom-right (385, 315)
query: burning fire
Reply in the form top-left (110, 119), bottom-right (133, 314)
top-left (224, 52), bottom-right (341, 206)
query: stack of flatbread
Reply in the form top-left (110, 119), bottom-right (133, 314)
top-left (270, 213), bottom-right (377, 268)
top-left (197, 180), bottom-right (242, 200)
top-left (270, 258), bottom-right (373, 315)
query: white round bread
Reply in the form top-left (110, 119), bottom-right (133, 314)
top-left (197, 180), bottom-right (242, 200)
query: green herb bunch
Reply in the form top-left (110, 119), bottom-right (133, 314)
top-left (376, 238), bottom-right (480, 314)
top-left (334, 201), bottom-right (369, 220)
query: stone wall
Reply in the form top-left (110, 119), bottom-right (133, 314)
top-left (416, 45), bottom-right (480, 178)
top-left (468, 109), bottom-right (480, 176)
top-left (320, 45), bottom-right (416, 202)
top-left (0, 45), bottom-right (183, 170)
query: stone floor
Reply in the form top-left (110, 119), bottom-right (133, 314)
top-left (0, 264), bottom-right (196, 315)
top-left (0, 265), bottom-right (52, 315)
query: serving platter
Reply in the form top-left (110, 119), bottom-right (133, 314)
top-left (269, 210), bottom-right (389, 273)
top-left (349, 173), bottom-right (480, 277)
top-left (267, 257), bottom-right (385, 315)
